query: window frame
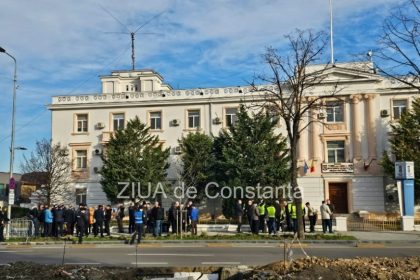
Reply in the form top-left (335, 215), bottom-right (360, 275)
top-left (76, 114), bottom-right (88, 133)
top-left (149, 111), bottom-right (162, 131)
top-left (187, 109), bottom-right (201, 129)
top-left (392, 99), bottom-right (408, 120)
top-left (224, 107), bottom-right (238, 127)
top-left (326, 140), bottom-right (345, 163)
top-left (75, 150), bottom-right (88, 170)
top-left (75, 188), bottom-right (87, 205)
top-left (325, 101), bottom-right (344, 123)
top-left (112, 113), bottom-right (125, 131)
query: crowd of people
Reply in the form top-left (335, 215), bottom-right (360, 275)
top-left (25, 204), bottom-right (113, 243)
top-left (3, 198), bottom-right (336, 243)
top-left (235, 198), bottom-right (336, 235)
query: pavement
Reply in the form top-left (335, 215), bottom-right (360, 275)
top-left (0, 243), bottom-right (419, 267)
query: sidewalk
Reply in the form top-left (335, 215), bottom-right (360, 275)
top-left (344, 231), bottom-right (420, 242)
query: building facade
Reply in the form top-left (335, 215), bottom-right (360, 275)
top-left (49, 63), bottom-right (418, 213)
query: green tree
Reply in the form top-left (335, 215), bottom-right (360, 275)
top-left (214, 105), bottom-right (289, 218)
top-left (381, 97), bottom-right (420, 204)
top-left (100, 116), bottom-right (170, 203)
top-left (179, 132), bottom-right (215, 200)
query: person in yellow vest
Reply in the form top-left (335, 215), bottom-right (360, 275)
top-left (266, 202), bottom-right (276, 235)
top-left (290, 202), bottom-right (306, 234)
top-left (258, 200), bottom-right (267, 233)
top-left (286, 201), bottom-right (293, 231)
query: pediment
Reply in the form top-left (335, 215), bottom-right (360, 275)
top-left (321, 67), bottom-right (383, 83)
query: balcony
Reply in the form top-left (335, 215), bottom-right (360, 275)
top-left (321, 162), bottom-right (354, 173)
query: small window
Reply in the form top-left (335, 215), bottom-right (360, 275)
top-left (113, 113), bottom-right (125, 131)
top-left (225, 108), bottom-right (238, 127)
top-left (327, 141), bottom-right (345, 163)
top-left (75, 188), bottom-right (87, 205)
top-left (326, 101), bottom-right (344, 122)
top-left (392, 100), bottom-right (407, 120)
top-left (76, 114), bottom-right (88, 133)
top-left (150, 111), bottom-right (162, 130)
top-left (126, 85), bottom-right (129, 91)
top-left (135, 84), bottom-right (138, 91)
top-left (188, 110), bottom-right (200, 129)
top-left (76, 150), bottom-right (88, 169)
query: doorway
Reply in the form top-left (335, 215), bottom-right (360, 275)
top-left (328, 182), bottom-right (349, 213)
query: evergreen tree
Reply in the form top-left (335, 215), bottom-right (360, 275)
top-left (381, 97), bottom-right (420, 204)
top-left (100, 116), bottom-right (170, 203)
top-left (179, 132), bottom-right (214, 200)
top-left (214, 105), bottom-right (289, 217)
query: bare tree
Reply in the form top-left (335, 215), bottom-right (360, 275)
top-left (21, 139), bottom-right (72, 205)
top-left (253, 30), bottom-right (340, 239)
top-left (377, 0), bottom-right (420, 91)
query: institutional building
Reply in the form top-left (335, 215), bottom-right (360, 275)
top-left (49, 62), bottom-right (418, 213)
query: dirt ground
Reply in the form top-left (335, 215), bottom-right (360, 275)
top-left (0, 257), bottom-right (419, 280)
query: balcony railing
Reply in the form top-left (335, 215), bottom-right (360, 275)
top-left (321, 162), bottom-right (354, 173)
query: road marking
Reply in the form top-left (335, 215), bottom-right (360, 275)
top-left (131, 262), bottom-right (169, 265)
top-left (128, 253), bottom-right (215, 257)
top-left (162, 245), bottom-right (206, 248)
top-left (0, 251), bottom-right (18, 253)
top-left (65, 262), bottom-right (101, 265)
top-left (202, 262), bottom-right (240, 265)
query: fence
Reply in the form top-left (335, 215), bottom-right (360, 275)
top-left (8, 218), bottom-right (33, 241)
top-left (347, 214), bottom-right (402, 231)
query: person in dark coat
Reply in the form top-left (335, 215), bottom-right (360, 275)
top-left (274, 200), bottom-right (282, 232)
top-left (28, 206), bottom-right (39, 237)
top-left (235, 199), bottom-right (244, 233)
top-left (168, 201), bottom-right (179, 234)
top-left (0, 207), bottom-right (9, 242)
top-left (54, 205), bottom-right (64, 237)
top-left (38, 205), bottom-right (45, 237)
top-left (116, 205), bottom-right (125, 233)
top-left (75, 204), bottom-right (88, 244)
top-left (64, 206), bottom-right (76, 235)
top-left (245, 200), bottom-right (253, 232)
top-left (128, 204), bottom-right (135, 234)
top-left (93, 205), bottom-right (105, 237)
top-left (104, 205), bottom-right (112, 236)
top-left (151, 201), bottom-right (164, 237)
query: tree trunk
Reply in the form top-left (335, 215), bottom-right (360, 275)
top-left (290, 135), bottom-right (304, 239)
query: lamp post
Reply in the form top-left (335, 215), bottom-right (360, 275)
top-left (0, 46), bottom-right (17, 239)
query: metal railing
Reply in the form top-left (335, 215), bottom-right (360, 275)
top-left (347, 216), bottom-right (402, 231)
top-left (8, 218), bottom-right (34, 241)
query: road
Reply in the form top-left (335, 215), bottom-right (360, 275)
top-left (0, 243), bottom-right (419, 267)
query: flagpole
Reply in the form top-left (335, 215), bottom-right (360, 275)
top-left (329, 0), bottom-right (334, 64)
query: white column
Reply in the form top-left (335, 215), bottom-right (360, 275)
top-left (364, 94), bottom-right (377, 159)
top-left (351, 95), bottom-right (362, 160)
top-left (311, 110), bottom-right (321, 161)
top-left (298, 112), bottom-right (308, 161)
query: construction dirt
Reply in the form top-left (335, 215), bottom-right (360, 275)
top-left (0, 257), bottom-right (419, 279)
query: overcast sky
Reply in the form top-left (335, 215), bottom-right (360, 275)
top-left (0, 0), bottom-right (404, 173)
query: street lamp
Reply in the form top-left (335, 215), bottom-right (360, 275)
top-left (0, 46), bottom-right (17, 239)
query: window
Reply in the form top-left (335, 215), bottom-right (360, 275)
top-left (126, 85), bottom-right (129, 91)
top-left (76, 114), bottom-right (88, 132)
top-left (0, 183), bottom-right (4, 197)
top-left (113, 113), bottom-right (125, 131)
top-left (326, 101), bottom-right (344, 122)
top-left (188, 110), bottom-right (200, 129)
top-left (392, 100), bottom-right (407, 120)
top-left (75, 188), bottom-right (87, 205)
top-left (225, 108), bottom-right (238, 127)
top-left (150, 111), bottom-right (162, 130)
top-left (327, 141), bottom-right (345, 163)
top-left (76, 150), bottom-right (88, 169)
top-left (266, 107), bottom-right (280, 125)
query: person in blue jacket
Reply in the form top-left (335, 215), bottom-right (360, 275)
top-left (190, 204), bottom-right (199, 235)
top-left (130, 204), bottom-right (144, 244)
top-left (44, 205), bottom-right (53, 237)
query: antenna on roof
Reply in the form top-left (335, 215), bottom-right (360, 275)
top-left (329, 0), bottom-right (335, 65)
top-left (100, 4), bottom-right (165, 70)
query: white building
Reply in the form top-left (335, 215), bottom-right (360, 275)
top-left (49, 63), bottom-right (418, 213)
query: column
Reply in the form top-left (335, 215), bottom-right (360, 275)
top-left (311, 108), bottom-right (321, 161)
top-left (351, 95), bottom-right (362, 160)
top-left (298, 112), bottom-right (308, 161)
top-left (364, 94), bottom-right (377, 159)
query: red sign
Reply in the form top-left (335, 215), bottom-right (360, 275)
top-left (9, 177), bottom-right (16, 190)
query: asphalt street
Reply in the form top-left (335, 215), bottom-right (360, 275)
top-left (0, 243), bottom-right (419, 267)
